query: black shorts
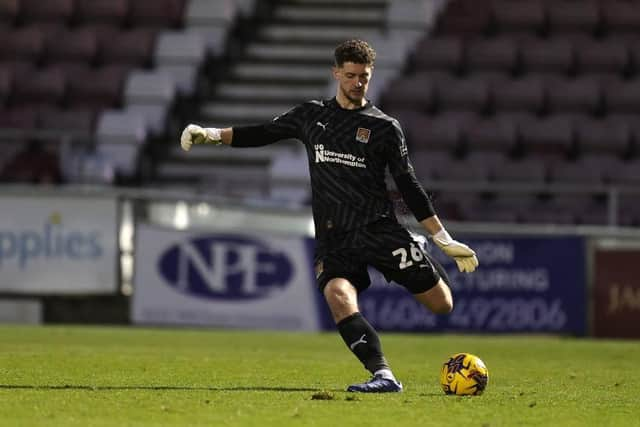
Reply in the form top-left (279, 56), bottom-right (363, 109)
top-left (314, 218), bottom-right (446, 294)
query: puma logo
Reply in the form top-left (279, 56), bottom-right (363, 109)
top-left (349, 334), bottom-right (368, 350)
top-left (316, 121), bottom-right (328, 131)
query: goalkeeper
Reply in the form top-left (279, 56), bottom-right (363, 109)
top-left (180, 39), bottom-right (478, 393)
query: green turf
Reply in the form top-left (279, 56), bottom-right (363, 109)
top-left (0, 325), bottom-right (638, 427)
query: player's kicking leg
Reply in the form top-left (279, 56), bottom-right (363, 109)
top-left (323, 278), bottom-right (403, 393)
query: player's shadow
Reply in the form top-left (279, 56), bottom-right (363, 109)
top-left (0, 384), bottom-right (339, 392)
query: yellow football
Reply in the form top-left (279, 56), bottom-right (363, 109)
top-left (440, 353), bottom-right (489, 396)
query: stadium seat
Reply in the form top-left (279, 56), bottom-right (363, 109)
top-left (436, 77), bottom-right (489, 114)
top-left (461, 194), bottom-right (523, 223)
top-left (67, 65), bottom-right (130, 112)
top-left (410, 149), bottom-right (454, 182)
top-left (411, 111), bottom-right (477, 152)
top-left (0, 106), bottom-right (39, 129)
top-left (547, 156), bottom-right (606, 185)
top-left (574, 116), bottom-right (632, 157)
top-left (388, 109), bottom-right (429, 149)
top-left (0, 0), bottom-right (18, 26)
top-left (0, 66), bottom-right (10, 106)
top-left (100, 28), bottom-right (157, 67)
top-left (0, 27), bottom-right (45, 63)
top-left (574, 38), bottom-right (629, 75)
top-left (607, 158), bottom-right (640, 186)
top-left (520, 114), bottom-right (577, 159)
top-left (545, 75), bottom-right (601, 115)
top-left (412, 36), bottom-right (464, 73)
top-left (603, 78), bottom-right (640, 113)
top-left (75, 0), bottom-right (129, 26)
top-left (547, 0), bottom-right (600, 36)
top-left (466, 115), bottom-right (518, 154)
top-left (628, 38), bottom-right (640, 76)
top-left (490, 156), bottom-right (547, 184)
top-left (38, 108), bottom-right (95, 133)
top-left (381, 72), bottom-right (446, 113)
top-left (154, 31), bottom-right (207, 94)
top-left (601, 1), bottom-right (640, 36)
top-left (185, 0), bottom-right (237, 55)
top-left (44, 28), bottom-right (99, 65)
top-left (520, 38), bottom-right (574, 75)
top-left (128, 0), bottom-right (186, 28)
top-left (490, 0), bottom-right (545, 36)
top-left (464, 37), bottom-right (518, 74)
top-left (519, 198), bottom-right (577, 225)
top-left (492, 75), bottom-right (545, 114)
top-left (443, 155), bottom-right (491, 183)
top-left (20, 0), bottom-right (74, 25)
top-left (12, 67), bottom-right (66, 108)
top-left (437, 0), bottom-right (491, 36)
top-left (619, 195), bottom-right (640, 226)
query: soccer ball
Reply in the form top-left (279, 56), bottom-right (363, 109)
top-left (440, 353), bottom-right (489, 396)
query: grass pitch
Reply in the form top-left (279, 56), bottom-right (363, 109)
top-left (0, 325), bottom-right (638, 427)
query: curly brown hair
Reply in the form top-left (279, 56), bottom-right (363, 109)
top-left (334, 39), bottom-right (376, 67)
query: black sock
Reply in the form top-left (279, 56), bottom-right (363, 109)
top-left (336, 312), bottom-right (389, 374)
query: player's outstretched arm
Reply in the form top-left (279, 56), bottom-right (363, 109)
top-left (180, 124), bottom-right (233, 151)
top-left (420, 215), bottom-right (479, 273)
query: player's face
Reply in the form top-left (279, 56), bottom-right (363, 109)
top-left (333, 62), bottom-right (372, 106)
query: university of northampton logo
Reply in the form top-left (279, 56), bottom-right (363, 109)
top-left (355, 127), bottom-right (371, 143)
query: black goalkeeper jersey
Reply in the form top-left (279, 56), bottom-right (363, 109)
top-left (232, 97), bottom-right (434, 242)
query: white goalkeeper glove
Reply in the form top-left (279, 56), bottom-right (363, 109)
top-left (432, 229), bottom-right (478, 273)
top-left (180, 124), bottom-right (222, 151)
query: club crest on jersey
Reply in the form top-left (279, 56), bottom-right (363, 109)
top-left (355, 127), bottom-right (371, 143)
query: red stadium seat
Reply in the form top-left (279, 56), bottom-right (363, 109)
top-left (12, 67), bottom-right (66, 108)
top-left (575, 116), bottom-right (632, 157)
top-left (464, 37), bottom-right (518, 74)
top-left (0, 106), bottom-right (39, 129)
top-left (67, 65), bottom-right (130, 112)
top-left (467, 114), bottom-right (519, 154)
top-left (607, 158), bottom-right (640, 186)
top-left (0, 26), bottom-right (45, 63)
top-left (412, 37), bottom-right (464, 73)
top-left (547, 0), bottom-right (600, 36)
top-left (411, 111), bottom-right (478, 152)
top-left (520, 38), bottom-right (574, 75)
top-left (20, 0), bottom-right (74, 25)
top-left (128, 0), bottom-right (186, 28)
top-left (602, 1), bottom-right (640, 36)
top-left (381, 71), bottom-right (448, 113)
top-left (492, 75), bottom-right (545, 114)
top-left (436, 76), bottom-right (490, 114)
top-left (0, 0), bottom-right (18, 25)
top-left (44, 28), bottom-right (99, 65)
top-left (545, 75), bottom-right (601, 115)
top-left (0, 65), bottom-right (10, 106)
top-left (410, 149), bottom-right (454, 182)
top-left (438, 0), bottom-right (492, 35)
top-left (100, 28), bottom-right (157, 67)
top-left (443, 155), bottom-right (491, 183)
top-left (75, 0), bottom-right (129, 26)
top-left (518, 114), bottom-right (576, 158)
top-left (491, 0), bottom-right (545, 36)
top-left (519, 198), bottom-right (577, 225)
top-left (603, 78), bottom-right (640, 113)
top-left (490, 156), bottom-right (547, 184)
top-left (38, 108), bottom-right (95, 133)
top-left (574, 38), bottom-right (629, 75)
top-left (547, 157), bottom-right (606, 185)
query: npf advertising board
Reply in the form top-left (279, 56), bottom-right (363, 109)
top-left (0, 195), bottom-right (118, 293)
top-left (133, 224), bottom-right (319, 330)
